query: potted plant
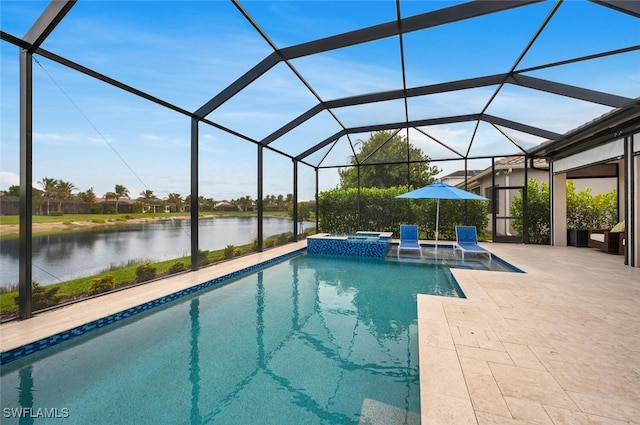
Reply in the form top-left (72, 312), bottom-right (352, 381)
top-left (566, 182), bottom-right (595, 247)
top-left (566, 182), bottom-right (618, 247)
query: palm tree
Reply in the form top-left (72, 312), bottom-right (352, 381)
top-left (56, 180), bottom-right (76, 212)
top-left (166, 193), bottom-right (183, 212)
top-left (234, 196), bottom-right (253, 212)
top-left (38, 177), bottom-right (57, 215)
top-left (140, 189), bottom-right (155, 200)
top-left (104, 184), bottom-right (130, 213)
top-left (77, 187), bottom-right (97, 211)
top-left (139, 189), bottom-right (157, 212)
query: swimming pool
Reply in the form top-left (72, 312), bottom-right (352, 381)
top-left (0, 252), bottom-right (506, 424)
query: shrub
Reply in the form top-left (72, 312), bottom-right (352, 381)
top-left (198, 250), bottom-right (210, 266)
top-left (233, 248), bottom-right (243, 257)
top-left (91, 218), bottom-right (105, 224)
top-left (317, 185), bottom-right (488, 240)
top-left (168, 261), bottom-right (187, 274)
top-left (136, 262), bottom-right (157, 282)
top-left (277, 233), bottom-right (288, 245)
top-left (13, 281), bottom-right (63, 311)
top-left (567, 181), bottom-right (618, 229)
top-left (223, 245), bottom-right (235, 259)
top-left (510, 179), bottom-right (550, 244)
top-left (89, 275), bottom-right (116, 295)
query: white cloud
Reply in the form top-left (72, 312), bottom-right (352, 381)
top-left (0, 171), bottom-right (19, 189)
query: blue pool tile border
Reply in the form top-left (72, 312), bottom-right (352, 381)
top-left (0, 248), bottom-right (306, 366)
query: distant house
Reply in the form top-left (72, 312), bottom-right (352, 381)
top-left (0, 193), bottom-right (19, 215)
top-left (96, 197), bottom-right (135, 214)
top-left (1, 193), bottom-right (91, 215)
top-left (214, 201), bottom-right (240, 211)
top-left (137, 197), bottom-right (163, 213)
top-left (439, 169), bottom-right (482, 187)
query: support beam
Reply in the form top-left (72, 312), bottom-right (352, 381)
top-left (197, 1), bottom-right (535, 121)
top-left (623, 134), bottom-right (637, 266)
top-left (190, 118), bottom-right (199, 271)
top-left (23, 0), bottom-right (76, 53)
top-left (18, 0), bottom-right (76, 320)
top-left (551, 170), bottom-right (567, 246)
top-left (508, 74), bottom-right (634, 108)
top-left (18, 49), bottom-right (33, 319)
top-left (591, 0), bottom-right (640, 18)
top-left (279, 1), bottom-right (536, 59)
top-left (257, 146), bottom-right (264, 252)
top-left (260, 74), bottom-right (506, 147)
top-left (296, 113), bottom-right (560, 161)
top-left (293, 160), bottom-right (298, 241)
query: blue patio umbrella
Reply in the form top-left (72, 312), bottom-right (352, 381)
top-left (396, 182), bottom-right (489, 251)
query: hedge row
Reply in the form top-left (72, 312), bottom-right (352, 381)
top-left (317, 186), bottom-right (489, 240)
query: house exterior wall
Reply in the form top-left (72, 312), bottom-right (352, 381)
top-left (552, 172), bottom-right (567, 246)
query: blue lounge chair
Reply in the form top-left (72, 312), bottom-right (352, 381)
top-left (398, 224), bottom-right (422, 257)
top-left (454, 226), bottom-right (491, 260)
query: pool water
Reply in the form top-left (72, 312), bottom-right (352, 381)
top-left (0, 253), bottom-right (467, 424)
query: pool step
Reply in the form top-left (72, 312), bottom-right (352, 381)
top-left (358, 398), bottom-right (420, 425)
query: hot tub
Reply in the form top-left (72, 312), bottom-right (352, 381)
top-left (307, 231), bottom-right (393, 257)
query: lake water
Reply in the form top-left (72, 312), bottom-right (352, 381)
top-left (0, 216), bottom-right (312, 288)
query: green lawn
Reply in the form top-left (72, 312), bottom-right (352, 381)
top-left (0, 236), bottom-right (289, 317)
top-left (0, 210), bottom-right (292, 226)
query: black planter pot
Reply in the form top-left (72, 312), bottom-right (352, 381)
top-left (567, 228), bottom-right (589, 247)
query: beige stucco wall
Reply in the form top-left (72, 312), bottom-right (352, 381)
top-left (552, 173), bottom-right (567, 246)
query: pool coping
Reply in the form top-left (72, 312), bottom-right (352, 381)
top-left (0, 242), bottom-right (308, 365)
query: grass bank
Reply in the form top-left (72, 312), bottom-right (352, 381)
top-left (0, 230), bottom-right (310, 320)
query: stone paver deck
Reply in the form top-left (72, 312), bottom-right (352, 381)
top-left (1, 241), bottom-right (639, 424)
top-left (418, 243), bottom-right (640, 425)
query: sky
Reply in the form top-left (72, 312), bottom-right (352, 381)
top-left (1, 0), bottom-right (638, 202)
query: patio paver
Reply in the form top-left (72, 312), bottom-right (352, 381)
top-left (418, 242), bottom-right (640, 425)
top-left (1, 241), bottom-right (639, 424)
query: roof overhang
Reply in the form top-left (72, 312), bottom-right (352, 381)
top-left (527, 100), bottom-right (640, 160)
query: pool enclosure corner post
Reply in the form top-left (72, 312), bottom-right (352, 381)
top-left (623, 133), bottom-right (636, 267)
top-left (293, 159), bottom-right (298, 241)
top-left (523, 154), bottom-right (529, 244)
top-left (357, 166), bottom-right (361, 230)
top-left (315, 168), bottom-right (319, 232)
top-left (17, 0), bottom-right (76, 319)
top-left (190, 117), bottom-right (199, 271)
top-left (257, 145), bottom-right (263, 252)
top-left (18, 47), bottom-right (33, 319)
top-left (491, 158), bottom-right (496, 242)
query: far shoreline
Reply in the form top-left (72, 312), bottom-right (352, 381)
top-left (0, 212), bottom-right (300, 239)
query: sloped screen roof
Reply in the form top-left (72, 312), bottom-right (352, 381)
top-left (2, 0), bottom-right (639, 173)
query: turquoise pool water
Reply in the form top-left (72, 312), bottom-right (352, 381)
top-left (1, 253), bottom-right (477, 424)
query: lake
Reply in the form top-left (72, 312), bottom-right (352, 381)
top-left (0, 216), bottom-right (312, 288)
